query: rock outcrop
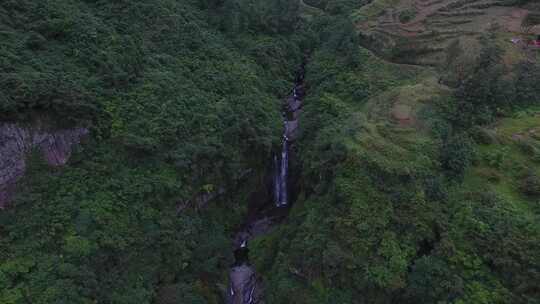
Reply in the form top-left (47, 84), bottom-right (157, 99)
top-left (227, 264), bottom-right (264, 304)
top-left (227, 245), bottom-right (264, 304)
top-left (0, 123), bottom-right (88, 209)
top-left (283, 84), bottom-right (305, 141)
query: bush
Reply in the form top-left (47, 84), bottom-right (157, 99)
top-left (520, 170), bottom-right (540, 197)
top-left (483, 147), bottom-right (509, 169)
top-left (441, 135), bottom-right (475, 179)
top-left (514, 62), bottom-right (540, 109)
top-left (470, 126), bottom-right (497, 145)
top-left (451, 36), bottom-right (510, 128)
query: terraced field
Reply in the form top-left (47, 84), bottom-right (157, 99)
top-left (356, 0), bottom-right (540, 65)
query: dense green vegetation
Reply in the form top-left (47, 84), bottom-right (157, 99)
top-left (1, 0), bottom-right (540, 303)
top-left (250, 4), bottom-right (540, 304)
top-left (1, 0), bottom-right (302, 302)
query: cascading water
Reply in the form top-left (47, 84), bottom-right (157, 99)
top-left (274, 137), bottom-right (289, 207)
top-left (273, 154), bottom-right (280, 206)
top-left (227, 64), bottom-right (306, 304)
top-left (273, 74), bottom-right (303, 207)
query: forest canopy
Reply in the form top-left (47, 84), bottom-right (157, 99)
top-left (1, 0), bottom-right (540, 303)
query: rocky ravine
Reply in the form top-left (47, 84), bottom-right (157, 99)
top-left (0, 123), bottom-right (88, 209)
top-left (226, 64), bottom-right (306, 304)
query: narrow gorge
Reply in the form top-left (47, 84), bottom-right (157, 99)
top-left (227, 64), bottom-right (306, 304)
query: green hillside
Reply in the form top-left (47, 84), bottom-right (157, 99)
top-left (1, 0), bottom-right (539, 303)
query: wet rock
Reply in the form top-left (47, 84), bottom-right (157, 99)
top-left (227, 264), bottom-right (264, 304)
top-left (247, 217), bottom-right (273, 239)
top-left (0, 123), bottom-right (88, 209)
top-left (233, 217), bottom-right (275, 248)
top-left (285, 119), bottom-right (299, 140)
top-left (287, 96), bottom-right (302, 112)
top-left (233, 231), bottom-right (251, 249)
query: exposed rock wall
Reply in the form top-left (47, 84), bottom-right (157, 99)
top-left (227, 264), bottom-right (264, 304)
top-left (284, 84), bottom-right (304, 142)
top-left (0, 123), bottom-right (88, 209)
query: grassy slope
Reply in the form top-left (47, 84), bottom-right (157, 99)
top-left (466, 111), bottom-right (540, 213)
top-left (354, 0), bottom-right (540, 65)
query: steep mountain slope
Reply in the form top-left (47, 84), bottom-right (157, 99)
top-left (0, 1), bottom-right (304, 303)
top-left (1, 0), bottom-right (539, 303)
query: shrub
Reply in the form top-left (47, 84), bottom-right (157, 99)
top-left (483, 147), bottom-right (509, 169)
top-left (470, 126), bottom-right (497, 145)
top-left (441, 135), bottom-right (475, 179)
top-left (520, 170), bottom-right (540, 197)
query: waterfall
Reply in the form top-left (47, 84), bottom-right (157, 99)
top-left (273, 137), bottom-right (289, 207)
top-left (279, 138), bottom-right (288, 206)
top-left (273, 154), bottom-right (281, 206)
top-left (277, 137), bottom-right (289, 207)
top-left (228, 63), bottom-right (306, 304)
top-left (274, 78), bottom-right (303, 207)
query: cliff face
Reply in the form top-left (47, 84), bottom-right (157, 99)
top-left (0, 123), bottom-right (88, 209)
